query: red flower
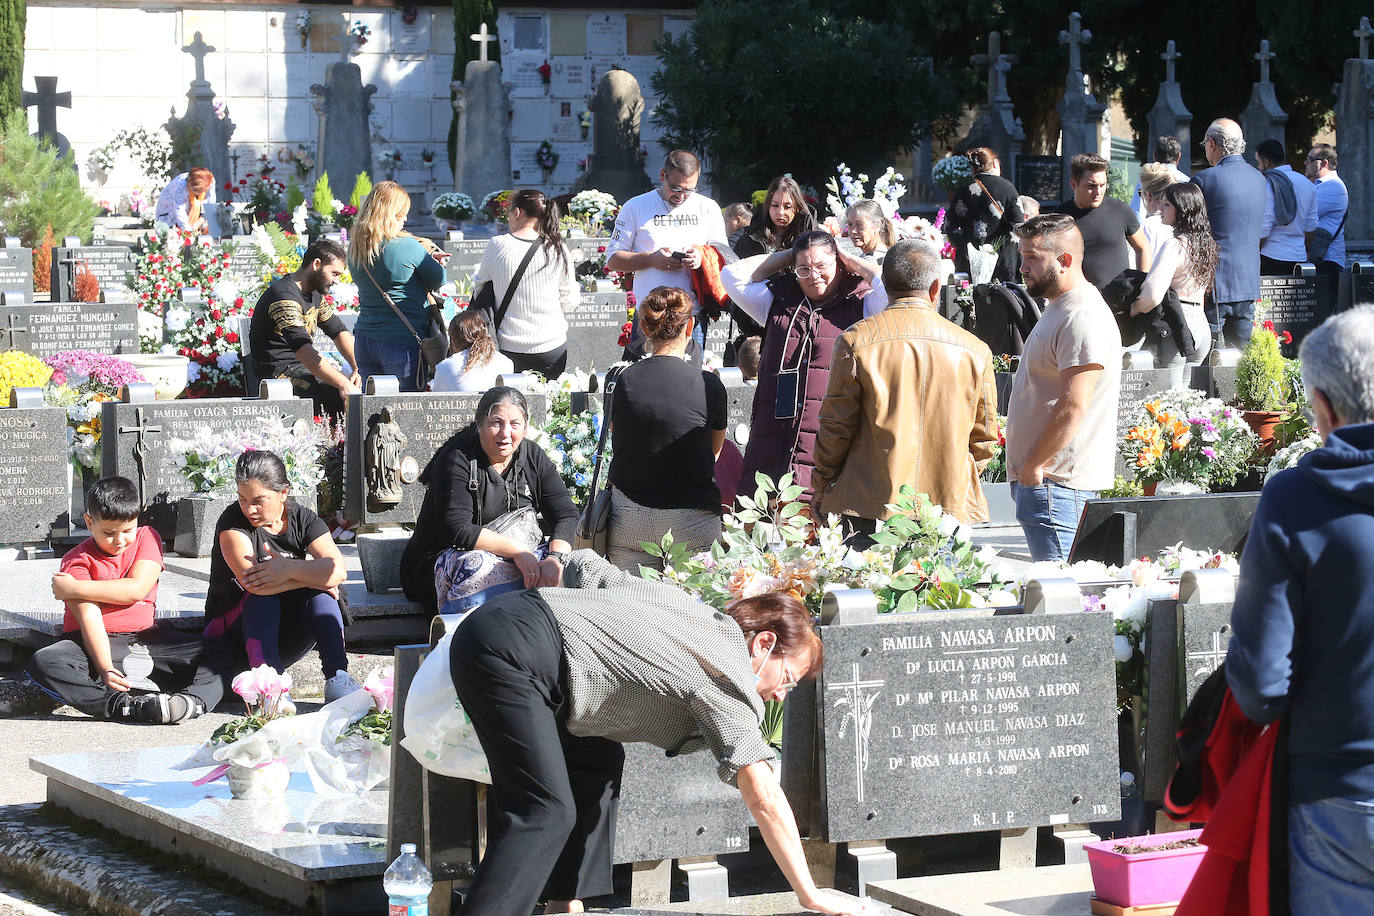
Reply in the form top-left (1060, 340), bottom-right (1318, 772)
top-left (234, 297), bottom-right (245, 308)
top-left (597, 246), bottom-right (606, 253)
top-left (226, 331), bottom-right (240, 344)
top-left (617, 320), bottom-right (633, 347)
top-left (1281, 330), bottom-right (1293, 344)
top-left (214, 326), bottom-right (225, 338)
top-left (210, 309), bottom-right (223, 320)
top-left (223, 181), bottom-right (234, 190)
top-left (538, 60), bottom-right (551, 83)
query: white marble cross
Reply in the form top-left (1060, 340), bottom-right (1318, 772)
top-left (1058, 12), bottom-right (1092, 77)
top-left (1254, 39), bottom-right (1275, 84)
top-left (1356, 17), bottom-right (1374, 61)
top-left (182, 31), bottom-right (215, 83)
top-left (470, 23), bottom-right (495, 63)
top-left (827, 663), bottom-right (884, 804)
top-left (971, 32), bottom-right (1016, 105)
top-left (1161, 40), bottom-right (1182, 84)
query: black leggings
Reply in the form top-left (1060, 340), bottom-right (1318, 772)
top-left (450, 590), bottom-right (624, 915)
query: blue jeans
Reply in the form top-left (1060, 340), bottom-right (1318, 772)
top-left (1289, 797), bottom-right (1374, 915)
top-left (355, 334), bottom-right (421, 392)
top-left (1011, 480), bottom-right (1096, 562)
top-left (1205, 299), bottom-right (1255, 351)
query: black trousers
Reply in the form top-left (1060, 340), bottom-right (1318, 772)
top-left (1260, 254), bottom-right (1300, 277)
top-left (450, 590), bottom-right (624, 915)
top-left (26, 624), bottom-right (227, 718)
top-left (504, 345), bottom-right (568, 381)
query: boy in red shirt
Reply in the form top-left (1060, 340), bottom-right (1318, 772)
top-left (26, 477), bottom-right (224, 722)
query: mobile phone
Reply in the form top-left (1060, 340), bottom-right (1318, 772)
top-left (774, 368), bottom-right (800, 420)
top-left (670, 250), bottom-right (690, 261)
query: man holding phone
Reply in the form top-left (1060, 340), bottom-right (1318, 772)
top-left (606, 149), bottom-right (729, 364)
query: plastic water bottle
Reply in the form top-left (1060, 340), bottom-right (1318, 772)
top-left (384, 843), bottom-right (432, 916)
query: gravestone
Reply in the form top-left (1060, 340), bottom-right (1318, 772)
top-left (716, 369), bottom-right (755, 448)
top-left (22, 76), bottom-right (72, 159)
top-left (460, 26), bottom-right (510, 200)
top-left (220, 238), bottom-right (269, 294)
top-left (995, 372), bottom-right (1014, 415)
top-left (342, 381), bottom-right (548, 525)
top-left (165, 32), bottom-right (235, 196)
top-left (0, 242), bottom-right (34, 299)
top-left (1056, 13), bottom-right (1108, 200)
top-left (1069, 493), bottom-right (1261, 566)
top-left (0, 299), bottom-right (138, 357)
top-left (1015, 156), bottom-right (1063, 204)
top-left (1350, 260), bottom-right (1374, 309)
top-left (50, 245), bottom-right (136, 303)
top-left (614, 742), bottom-right (750, 865)
top-left (1338, 21), bottom-right (1374, 245)
top-left (959, 32), bottom-right (1025, 178)
top-left (1114, 368), bottom-right (1175, 475)
top-left (570, 69), bottom-right (653, 203)
top-left (1189, 363), bottom-right (1238, 403)
top-left (816, 610), bottom-right (1120, 842)
top-left (1147, 41), bottom-right (1192, 176)
top-left (310, 51), bottom-right (378, 193)
top-left (566, 291), bottom-right (628, 371)
top-left (100, 387), bottom-right (315, 541)
top-left (0, 395), bottom-right (72, 542)
top-left (1261, 273), bottom-right (1330, 358)
top-left (441, 239), bottom-right (489, 287)
top-left (1239, 40), bottom-right (1287, 166)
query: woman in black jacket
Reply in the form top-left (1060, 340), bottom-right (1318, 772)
top-left (400, 386), bottom-right (578, 614)
top-left (729, 176), bottom-right (817, 343)
top-left (946, 147), bottom-right (1025, 282)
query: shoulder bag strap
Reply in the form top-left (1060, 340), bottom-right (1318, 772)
top-left (1334, 208), bottom-right (1349, 240)
top-left (584, 365), bottom-right (624, 502)
top-left (492, 240), bottom-right (542, 335)
top-left (360, 260), bottom-right (424, 346)
top-left (973, 177), bottom-right (1006, 220)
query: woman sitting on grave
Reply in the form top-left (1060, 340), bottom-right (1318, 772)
top-left (349, 181), bottom-right (450, 392)
top-left (203, 450), bottom-right (361, 706)
top-left (473, 189), bottom-right (578, 381)
top-left (604, 286), bottom-right (727, 572)
top-left (154, 166), bottom-right (215, 235)
top-left (400, 386), bottom-right (578, 616)
top-left (1129, 181), bottom-right (1217, 386)
top-left (430, 310), bottom-right (514, 394)
top-left (844, 199), bottom-right (899, 264)
top-left (945, 147), bottom-right (1025, 281)
top-left (446, 562), bottom-right (867, 916)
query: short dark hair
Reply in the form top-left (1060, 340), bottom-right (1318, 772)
top-left (87, 476), bottom-right (140, 522)
top-left (1309, 143), bottom-right (1337, 169)
top-left (882, 239), bottom-right (941, 294)
top-left (1153, 136), bottom-right (1182, 164)
top-left (737, 335), bottom-right (762, 380)
top-left (1070, 153), bottom-right (1109, 181)
top-left (303, 238), bottom-right (347, 268)
top-left (663, 149), bottom-right (701, 178)
top-left (1255, 139), bottom-right (1285, 167)
top-left (236, 450), bottom-right (289, 491)
top-left (791, 229), bottom-right (838, 259)
top-left (1013, 213), bottom-right (1082, 258)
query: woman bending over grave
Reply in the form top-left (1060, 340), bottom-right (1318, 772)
top-left (473, 188), bottom-right (578, 380)
top-left (154, 166), bottom-right (215, 235)
top-left (349, 181), bottom-right (450, 391)
top-left (446, 566), bottom-right (868, 916)
top-left (1129, 181), bottom-right (1217, 386)
top-left (604, 286), bottom-right (726, 572)
top-left (203, 450), bottom-right (361, 706)
top-left (430, 310), bottom-right (514, 393)
top-left (400, 386), bottom-right (578, 616)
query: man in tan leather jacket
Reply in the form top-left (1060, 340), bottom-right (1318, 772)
top-left (810, 240), bottom-right (999, 534)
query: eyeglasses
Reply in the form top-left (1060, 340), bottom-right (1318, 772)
top-left (793, 264), bottom-right (833, 279)
top-left (666, 184), bottom-right (696, 196)
top-left (1306, 156), bottom-right (1325, 163)
top-left (778, 657), bottom-right (799, 694)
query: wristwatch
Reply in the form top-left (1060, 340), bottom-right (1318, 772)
top-left (547, 549), bottom-right (571, 567)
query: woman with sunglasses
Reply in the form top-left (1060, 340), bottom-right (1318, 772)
top-left (448, 553), bottom-right (869, 916)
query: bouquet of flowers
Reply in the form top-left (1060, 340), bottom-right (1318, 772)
top-left (295, 10), bottom-right (311, 44)
top-left (167, 415), bottom-right (327, 496)
top-left (825, 163), bottom-right (906, 222)
top-left (568, 190), bottom-right (619, 231)
top-left (432, 192), bottom-right (477, 221)
top-left (572, 243), bottom-right (613, 291)
top-left (349, 20), bottom-right (371, 46)
top-left (536, 141), bottom-right (559, 171)
top-left (422, 148), bottom-right (435, 164)
top-left (526, 370), bottom-right (607, 507)
top-left (320, 666), bottom-right (394, 794)
top-left (979, 416), bottom-right (1007, 483)
top-left (480, 189), bottom-right (513, 222)
top-left (42, 351), bottom-right (146, 469)
top-left (1120, 389), bottom-right (1258, 490)
top-left (893, 215), bottom-right (944, 246)
top-left (0, 351), bottom-right (54, 405)
top-left (335, 204), bottom-right (358, 229)
top-left (1265, 431), bottom-right (1323, 482)
top-left (932, 155), bottom-right (974, 192)
top-left (293, 144), bottom-right (314, 180)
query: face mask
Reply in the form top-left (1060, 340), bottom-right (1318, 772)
top-left (753, 637), bottom-right (775, 686)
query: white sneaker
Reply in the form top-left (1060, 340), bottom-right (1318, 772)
top-left (324, 671), bottom-right (363, 704)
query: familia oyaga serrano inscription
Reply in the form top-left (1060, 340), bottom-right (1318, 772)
top-left (817, 612), bottom-right (1120, 843)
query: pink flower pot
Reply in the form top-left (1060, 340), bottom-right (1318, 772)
top-left (1085, 829), bottom-right (1207, 907)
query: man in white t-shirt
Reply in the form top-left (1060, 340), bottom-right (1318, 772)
top-left (605, 150), bottom-right (728, 363)
top-left (1006, 213), bottom-right (1122, 561)
top-left (1256, 138), bottom-right (1317, 277)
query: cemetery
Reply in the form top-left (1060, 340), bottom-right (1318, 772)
top-left (1, 3), bottom-right (1373, 916)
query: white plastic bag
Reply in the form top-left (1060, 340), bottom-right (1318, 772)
top-left (399, 625), bottom-right (492, 784)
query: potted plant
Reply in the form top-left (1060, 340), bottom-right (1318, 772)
top-left (1120, 389), bottom-right (1259, 494)
top-left (1085, 829), bottom-right (1207, 909)
top-left (1234, 320), bottom-right (1291, 448)
top-left (432, 192), bottom-right (476, 232)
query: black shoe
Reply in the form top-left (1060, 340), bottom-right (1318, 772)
top-left (127, 693), bottom-right (170, 723)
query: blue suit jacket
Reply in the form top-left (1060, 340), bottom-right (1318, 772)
top-left (1192, 155), bottom-right (1267, 303)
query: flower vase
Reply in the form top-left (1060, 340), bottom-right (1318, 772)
top-left (227, 760), bottom-right (291, 800)
top-left (174, 494), bottom-right (236, 557)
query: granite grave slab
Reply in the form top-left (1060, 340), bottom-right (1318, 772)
top-left (867, 863), bottom-right (1095, 916)
top-left (610, 891), bottom-right (886, 915)
top-left (1261, 273), bottom-right (1332, 358)
top-left (0, 404), bottom-right (72, 542)
top-left (614, 741), bottom-right (751, 865)
top-left (567, 290), bottom-right (629, 371)
top-left (0, 245), bottom-right (34, 298)
top-left (717, 370), bottom-right (757, 448)
top-left (442, 238), bottom-right (489, 287)
top-left (1189, 363), bottom-right (1238, 403)
top-left (0, 299), bottom-right (138, 357)
top-left (816, 611), bottom-right (1120, 843)
top-left (50, 245), bottom-right (136, 302)
top-left (220, 237), bottom-right (269, 293)
top-left (101, 390), bottom-right (315, 541)
top-left (1069, 492), bottom-right (1260, 566)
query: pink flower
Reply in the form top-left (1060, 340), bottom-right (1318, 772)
top-left (364, 666), bottom-right (394, 711)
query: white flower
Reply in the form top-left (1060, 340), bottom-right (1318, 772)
top-left (986, 589), bottom-right (1019, 607)
top-left (164, 307), bottom-right (191, 332)
top-left (990, 562), bottom-right (1014, 583)
top-left (1113, 634), bottom-right (1135, 663)
top-left (292, 203), bottom-right (308, 237)
top-left (841, 549), bottom-right (866, 571)
top-left (216, 351), bottom-right (240, 372)
top-left (936, 514), bottom-right (959, 537)
top-left (187, 361), bottom-right (202, 383)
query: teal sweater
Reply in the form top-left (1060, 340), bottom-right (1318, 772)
top-left (351, 237), bottom-right (446, 345)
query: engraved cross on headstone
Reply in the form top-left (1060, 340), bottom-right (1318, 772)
top-left (118, 407), bottom-right (163, 505)
top-left (1186, 631), bottom-right (1228, 680)
top-left (21, 77), bottom-right (71, 141)
top-left (1058, 12), bottom-right (1092, 78)
top-left (470, 22), bottom-right (495, 63)
top-left (971, 32), bottom-right (1017, 105)
top-left (1161, 39), bottom-right (1182, 83)
top-left (1254, 39), bottom-right (1275, 85)
top-left (182, 31), bottom-right (215, 83)
top-left (0, 314), bottom-right (28, 351)
top-left (1356, 17), bottom-right (1374, 61)
top-left (826, 663), bottom-right (885, 803)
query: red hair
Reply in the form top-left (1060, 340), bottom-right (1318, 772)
top-left (725, 592), bottom-right (823, 677)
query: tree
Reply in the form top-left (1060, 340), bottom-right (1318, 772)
top-left (0, 110), bottom-right (100, 247)
top-left (448, 0), bottom-right (500, 176)
top-left (0, 1), bottom-right (24, 115)
top-left (652, 0), bottom-right (959, 200)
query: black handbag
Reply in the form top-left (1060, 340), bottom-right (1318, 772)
top-left (473, 238), bottom-right (540, 338)
top-left (574, 366), bottom-right (623, 554)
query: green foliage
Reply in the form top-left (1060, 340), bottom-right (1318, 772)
top-left (106, 127), bottom-right (175, 184)
top-left (0, 109), bottom-right (100, 247)
top-left (652, 0), bottom-right (958, 196)
top-left (0, 1), bottom-right (25, 115)
top-left (1107, 165), bottom-right (1132, 203)
top-left (1235, 328), bottom-right (1288, 412)
top-left (1101, 475), bottom-right (1144, 498)
top-left (284, 177), bottom-right (305, 212)
top-left (349, 171), bottom-right (373, 208)
top-left (165, 120), bottom-right (202, 175)
top-left (312, 173), bottom-right (337, 219)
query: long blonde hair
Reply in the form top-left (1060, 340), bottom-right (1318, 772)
top-left (348, 181), bottom-right (411, 266)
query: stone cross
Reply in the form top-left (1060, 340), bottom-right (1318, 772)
top-left (1254, 39), bottom-right (1275, 85)
top-left (22, 77), bottom-right (71, 142)
top-left (971, 32), bottom-right (1016, 105)
top-left (826, 663), bottom-right (885, 804)
top-left (470, 23), bottom-right (495, 63)
top-left (1356, 17), bottom-right (1374, 61)
top-left (330, 31), bottom-right (355, 63)
top-left (0, 314), bottom-right (28, 351)
top-left (118, 407), bottom-right (163, 506)
top-left (1162, 40), bottom-right (1182, 83)
top-left (1058, 12), bottom-right (1092, 78)
top-left (182, 31), bottom-right (215, 84)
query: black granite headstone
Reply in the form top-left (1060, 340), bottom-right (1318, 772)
top-left (441, 239), bottom-right (489, 287)
top-left (1260, 275), bottom-right (1331, 358)
top-left (613, 742), bottom-right (751, 864)
top-left (1016, 156), bottom-right (1064, 203)
top-left (1069, 493), bottom-right (1260, 566)
top-left (565, 291), bottom-right (628, 371)
top-left (995, 372), bottom-right (1013, 415)
top-left (718, 374), bottom-right (756, 447)
top-left (1188, 364), bottom-right (1238, 404)
top-left (1114, 368), bottom-right (1177, 476)
top-left (1349, 265), bottom-right (1374, 310)
top-left (0, 406), bottom-right (71, 542)
top-left (0, 300), bottom-right (138, 357)
top-left (817, 611), bottom-right (1120, 842)
top-left (50, 246), bottom-right (136, 302)
top-left (0, 248), bottom-right (34, 298)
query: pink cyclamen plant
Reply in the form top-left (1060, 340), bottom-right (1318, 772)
top-left (363, 666), bottom-right (394, 712)
top-left (231, 664), bottom-right (294, 717)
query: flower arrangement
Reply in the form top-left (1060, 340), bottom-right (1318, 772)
top-left (335, 204), bottom-right (358, 229)
top-left (349, 20), bottom-right (371, 46)
top-left (644, 477), bottom-right (1017, 615)
top-left (538, 60), bottom-right (552, 86)
top-left (536, 141), bottom-right (559, 172)
top-left (893, 215), bottom-right (944, 245)
top-left (376, 148), bottom-right (402, 174)
top-left (0, 350), bottom-right (54, 405)
top-left (932, 155), bottom-right (974, 192)
top-left (43, 350), bottom-right (145, 468)
top-left (979, 416), bottom-right (1007, 483)
top-left (339, 666), bottom-right (394, 746)
top-left (295, 10), bottom-right (311, 46)
top-left (167, 415), bottom-right (327, 497)
top-left (526, 370), bottom-right (607, 506)
top-left (432, 192), bottom-right (476, 221)
top-left (1120, 389), bottom-right (1258, 490)
top-left (616, 290), bottom-right (637, 346)
top-left (421, 148), bottom-right (435, 164)
top-left (292, 145), bottom-right (314, 180)
top-left (480, 189), bottom-right (513, 222)
top-left (1265, 431), bottom-right (1323, 482)
top-left (215, 664), bottom-right (296, 746)
top-left (568, 190), bottom-right (619, 232)
top-left (825, 163), bottom-right (906, 222)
